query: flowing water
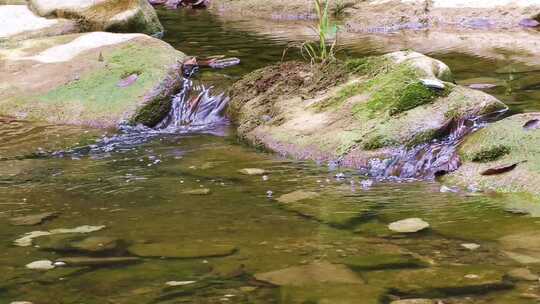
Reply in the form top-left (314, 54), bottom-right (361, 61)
top-left (2, 9), bottom-right (540, 304)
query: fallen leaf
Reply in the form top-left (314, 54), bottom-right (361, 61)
top-left (117, 74), bottom-right (139, 88)
top-left (523, 119), bottom-right (540, 131)
top-left (481, 161), bottom-right (526, 176)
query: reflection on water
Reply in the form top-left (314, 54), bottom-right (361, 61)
top-left (1, 9), bottom-right (540, 304)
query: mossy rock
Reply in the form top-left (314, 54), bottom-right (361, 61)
top-left (0, 32), bottom-right (186, 128)
top-left (0, 5), bottom-right (79, 41)
top-left (27, 0), bottom-right (163, 36)
top-left (228, 51), bottom-right (506, 171)
top-left (444, 113), bottom-right (540, 197)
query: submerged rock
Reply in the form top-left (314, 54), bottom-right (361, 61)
top-left (182, 188), bottom-right (211, 195)
top-left (366, 265), bottom-right (511, 298)
top-left (228, 51), bottom-right (505, 177)
top-left (343, 254), bottom-right (429, 271)
top-left (9, 212), bottom-right (57, 226)
top-left (0, 32), bottom-right (186, 128)
top-left (128, 242), bottom-right (237, 258)
top-left (444, 113), bottom-right (540, 198)
top-left (14, 225), bottom-right (106, 247)
top-left (27, 0), bottom-right (163, 36)
top-left (25, 260), bottom-right (55, 270)
top-left (56, 256), bottom-right (140, 267)
top-left (35, 234), bottom-right (122, 253)
top-left (276, 190), bottom-right (320, 204)
top-left (506, 268), bottom-right (539, 281)
top-left (254, 262), bottom-right (364, 286)
top-left (499, 231), bottom-right (540, 264)
top-left (388, 218), bottom-right (430, 233)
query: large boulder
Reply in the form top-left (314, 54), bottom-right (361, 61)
top-left (227, 51), bottom-right (506, 173)
top-left (27, 0), bottom-right (164, 36)
top-left (0, 32), bottom-right (186, 128)
top-left (444, 113), bottom-right (540, 198)
top-left (0, 5), bottom-right (79, 41)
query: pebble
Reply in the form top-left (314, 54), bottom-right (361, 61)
top-left (388, 218), bottom-right (430, 233)
top-left (461, 243), bottom-right (480, 250)
top-left (239, 168), bottom-right (267, 175)
top-left (10, 302), bottom-right (34, 304)
top-left (165, 281), bottom-right (196, 286)
top-left (465, 274), bottom-right (480, 279)
top-left (26, 260), bottom-right (55, 270)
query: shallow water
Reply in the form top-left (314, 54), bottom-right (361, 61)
top-left (1, 9), bottom-right (540, 304)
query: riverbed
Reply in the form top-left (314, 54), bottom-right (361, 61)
top-left (1, 9), bottom-right (540, 304)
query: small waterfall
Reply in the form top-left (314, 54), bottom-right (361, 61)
top-left (45, 77), bottom-right (230, 158)
top-left (155, 78), bottom-right (229, 132)
top-left (363, 109), bottom-right (507, 180)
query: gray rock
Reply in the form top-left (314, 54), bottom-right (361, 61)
top-left (388, 218), bottom-right (430, 233)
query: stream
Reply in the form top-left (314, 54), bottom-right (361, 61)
top-left (1, 8), bottom-right (540, 304)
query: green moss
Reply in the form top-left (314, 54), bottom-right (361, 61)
top-left (469, 145), bottom-right (511, 163)
top-left (345, 56), bottom-right (391, 76)
top-left (407, 129), bottom-right (441, 147)
top-left (389, 82), bottom-right (444, 115)
top-left (362, 134), bottom-right (397, 150)
top-left (314, 82), bottom-right (363, 111)
top-left (350, 63), bottom-right (450, 119)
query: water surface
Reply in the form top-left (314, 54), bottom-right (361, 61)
top-left (1, 9), bottom-right (540, 304)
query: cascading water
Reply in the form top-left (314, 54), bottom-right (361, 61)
top-left (363, 109), bottom-right (508, 180)
top-left (48, 76), bottom-right (230, 158)
top-left (155, 78), bottom-right (229, 132)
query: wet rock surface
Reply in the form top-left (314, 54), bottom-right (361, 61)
top-left (445, 113), bottom-right (540, 199)
top-left (228, 51), bottom-right (506, 178)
